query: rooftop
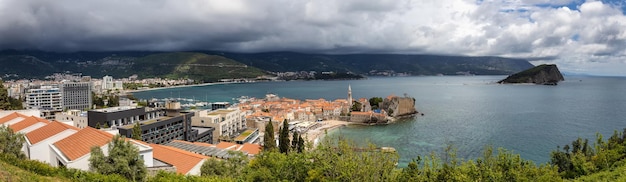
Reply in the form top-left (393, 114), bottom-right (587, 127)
top-left (9, 116), bottom-right (49, 132)
top-left (234, 128), bottom-right (257, 142)
top-left (216, 142), bottom-right (261, 155)
top-left (240, 143), bottom-right (261, 155)
top-left (0, 112), bottom-right (28, 125)
top-left (25, 121), bottom-right (79, 145)
top-left (92, 106), bottom-right (138, 113)
top-left (150, 144), bottom-right (208, 175)
top-left (204, 109), bottom-right (236, 116)
top-left (53, 127), bottom-right (114, 161)
top-left (164, 140), bottom-right (236, 159)
top-left (119, 116), bottom-right (174, 129)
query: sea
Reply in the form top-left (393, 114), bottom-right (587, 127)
top-left (131, 75), bottom-right (626, 167)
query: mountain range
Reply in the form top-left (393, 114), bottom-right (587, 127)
top-left (0, 50), bottom-right (534, 82)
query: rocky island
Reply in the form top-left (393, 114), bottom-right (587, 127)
top-left (498, 64), bottom-right (564, 85)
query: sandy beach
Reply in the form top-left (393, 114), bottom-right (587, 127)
top-left (304, 120), bottom-right (352, 147)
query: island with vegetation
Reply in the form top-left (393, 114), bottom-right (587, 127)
top-left (498, 64), bottom-right (565, 85)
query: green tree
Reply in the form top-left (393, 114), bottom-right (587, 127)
top-left (279, 119), bottom-right (290, 154)
top-left (297, 135), bottom-right (305, 153)
top-left (107, 95), bottom-right (120, 107)
top-left (132, 122), bottom-right (142, 140)
top-left (201, 151), bottom-right (248, 179)
top-left (550, 129), bottom-right (626, 179)
top-left (351, 101), bottom-right (362, 111)
top-left (0, 81), bottom-right (10, 109)
top-left (263, 120), bottom-right (276, 151)
top-left (368, 97), bottom-right (383, 110)
top-left (0, 80), bottom-right (22, 110)
top-left (89, 135), bottom-right (147, 181)
top-left (245, 150), bottom-right (312, 181)
top-left (200, 158), bottom-right (228, 177)
top-left (309, 139), bottom-right (400, 181)
top-left (0, 125), bottom-right (26, 159)
top-left (92, 92), bottom-right (104, 108)
top-left (291, 131), bottom-right (299, 152)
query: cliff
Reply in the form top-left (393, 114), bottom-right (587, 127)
top-left (381, 95), bottom-right (418, 118)
top-left (498, 64), bottom-right (564, 85)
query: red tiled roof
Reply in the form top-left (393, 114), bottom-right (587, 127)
top-left (240, 143), bottom-right (261, 155)
top-left (53, 127), bottom-right (114, 161)
top-left (0, 112), bottom-right (28, 124)
top-left (150, 144), bottom-right (208, 175)
top-left (9, 116), bottom-right (49, 132)
top-left (26, 121), bottom-right (78, 145)
top-left (214, 142), bottom-right (261, 155)
top-left (215, 142), bottom-right (240, 150)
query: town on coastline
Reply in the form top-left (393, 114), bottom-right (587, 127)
top-left (0, 73), bottom-right (418, 176)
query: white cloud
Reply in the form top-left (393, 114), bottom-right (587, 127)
top-left (0, 0), bottom-right (625, 75)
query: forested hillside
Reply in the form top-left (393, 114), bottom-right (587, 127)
top-left (0, 51), bottom-right (267, 82)
top-left (210, 51), bottom-right (534, 75)
top-left (0, 50), bottom-right (533, 81)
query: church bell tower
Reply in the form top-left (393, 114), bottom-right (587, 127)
top-left (348, 85), bottom-right (353, 107)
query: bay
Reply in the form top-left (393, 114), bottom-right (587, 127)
top-left (131, 76), bottom-right (626, 167)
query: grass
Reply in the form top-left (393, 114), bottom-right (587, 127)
top-left (0, 160), bottom-right (69, 182)
top-left (235, 129), bottom-right (255, 141)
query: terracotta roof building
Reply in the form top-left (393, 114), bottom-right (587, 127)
top-left (150, 144), bottom-right (208, 175)
top-left (216, 142), bottom-right (261, 156)
top-left (9, 116), bottom-right (50, 133)
top-left (50, 127), bottom-right (154, 170)
top-left (0, 112), bottom-right (30, 126)
top-left (24, 121), bottom-right (78, 164)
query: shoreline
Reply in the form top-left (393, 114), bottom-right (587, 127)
top-left (304, 120), bottom-right (352, 147)
top-left (124, 77), bottom-right (374, 94)
top-left (125, 81), bottom-right (245, 93)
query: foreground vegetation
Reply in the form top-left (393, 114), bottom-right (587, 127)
top-left (4, 122), bottom-right (626, 181)
top-left (0, 80), bottom-right (22, 110)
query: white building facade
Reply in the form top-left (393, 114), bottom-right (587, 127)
top-left (25, 86), bottom-right (63, 111)
top-left (191, 108), bottom-right (247, 143)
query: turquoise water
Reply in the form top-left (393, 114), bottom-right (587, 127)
top-left (132, 76), bottom-right (626, 167)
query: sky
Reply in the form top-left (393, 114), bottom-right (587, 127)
top-left (0, 0), bottom-right (625, 76)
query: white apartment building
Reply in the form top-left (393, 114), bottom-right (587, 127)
top-left (102, 75), bottom-right (123, 91)
top-left (55, 110), bottom-right (88, 129)
top-left (49, 127), bottom-right (154, 171)
top-left (25, 86), bottom-right (62, 111)
top-left (191, 108), bottom-right (247, 144)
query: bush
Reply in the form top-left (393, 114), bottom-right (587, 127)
top-left (0, 153), bottom-right (126, 181)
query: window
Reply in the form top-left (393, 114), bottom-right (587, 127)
top-left (58, 159), bottom-right (65, 167)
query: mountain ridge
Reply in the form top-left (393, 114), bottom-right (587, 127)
top-left (0, 50), bottom-right (534, 81)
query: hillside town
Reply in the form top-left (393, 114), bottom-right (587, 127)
top-left (0, 72), bottom-right (418, 177)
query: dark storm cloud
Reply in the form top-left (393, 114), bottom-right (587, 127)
top-left (0, 0), bottom-right (409, 53)
top-left (1, 0), bottom-right (626, 75)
